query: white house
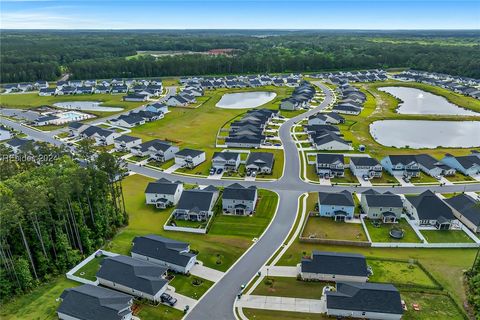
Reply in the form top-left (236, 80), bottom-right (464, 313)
top-left (222, 183), bottom-right (258, 215)
top-left (174, 148), bottom-right (206, 169)
top-left (145, 178), bottom-right (183, 209)
top-left (113, 135), bottom-right (142, 152)
top-left (404, 190), bottom-right (457, 229)
top-left (350, 157), bottom-right (382, 178)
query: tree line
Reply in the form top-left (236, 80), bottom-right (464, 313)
top-left (1, 30), bottom-right (479, 83)
top-left (0, 143), bottom-right (128, 301)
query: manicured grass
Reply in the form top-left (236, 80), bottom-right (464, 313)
top-left (73, 255), bottom-right (104, 281)
top-left (370, 172), bottom-right (399, 185)
top-left (104, 174), bottom-right (277, 272)
top-left (169, 274), bottom-right (214, 300)
top-left (400, 291), bottom-right (465, 320)
top-left (252, 277), bottom-right (331, 300)
top-left (148, 158), bottom-right (175, 170)
top-left (364, 219), bottom-right (421, 243)
top-left (242, 308), bottom-right (332, 320)
top-left (209, 190), bottom-right (279, 238)
top-left (368, 259), bottom-right (437, 287)
top-left (137, 302), bottom-right (184, 320)
top-left (330, 168), bottom-right (359, 184)
top-left (302, 216), bottom-right (368, 242)
top-left (421, 230), bottom-right (474, 243)
top-left (445, 173), bottom-right (475, 182)
top-left (0, 277), bottom-right (78, 320)
top-left (410, 172), bottom-right (439, 184)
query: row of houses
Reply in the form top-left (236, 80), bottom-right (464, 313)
top-left (315, 187), bottom-right (480, 233)
top-left (311, 69), bottom-right (388, 84)
top-left (332, 83), bottom-right (367, 115)
top-left (315, 151), bottom-right (480, 180)
top-left (109, 102), bottom-right (168, 128)
top-left (393, 70), bottom-right (480, 99)
top-left (2, 81), bottom-right (48, 93)
top-left (146, 179), bottom-right (259, 217)
top-left (298, 251), bottom-right (403, 320)
top-left (212, 151), bottom-right (275, 174)
top-left (304, 123), bottom-right (352, 151)
top-left (224, 109), bottom-right (279, 148)
top-left (180, 73), bottom-right (302, 90)
top-left (57, 234), bottom-right (197, 319)
top-left (165, 82), bottom-right (204, 107)
top-left (279, 81), bottom-right (316, 110)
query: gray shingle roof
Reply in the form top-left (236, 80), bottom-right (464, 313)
top-left (246, 152), bottom-right (274, 169)
top-left (145, 179), bottom-right (181, 195)
top-left (96, 255), bottom-right (168, 295)
top-left (350, 157), bottom-right (380, 167)
top-left (318, 190), bottom-right (354, 206)
top-left (212, 151), bottom-right (240, 161)
top-left (327, 282), bottom-right (403, 315)
top-left (131, 235), bottom-right (196, 267)
top-left (301, 251), bottom-right (368, 276)
top-left (175, 148), bottom-right (205, 158)
top-left (364, 194), bottom-right (403, 208)
top-left (58, 284), bottom-right (132, 320)
top-left (406, 190), bottom-right (454, 220)
top-left (114, 135), bottom-right (141, 143)
top-left (177, 189), bottom-right (216, 211)
top-left (223, 183), bottom-right (257, 201)
top-left (445, 194), bottom-right (480, 227)
top-left (316, 153), bottom-right (344, 165)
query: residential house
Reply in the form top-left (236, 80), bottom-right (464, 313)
top-left (245, 152), bottom-right (275, 174)
top-left (381, 155), bottom-right (420, 177)
top-left (316, 153), bottom-right (345, 177)
top-left (76, 86), bottom-right (94, 94)
top-left (110, 114), bottom-right (146, 128)
top-left (310, 130), bottom-right (353, 151)
top-left (350, 157), bottom-right (383, 178)
top-left (68, 121), bottom-right (89, 136)
top-left (405, 190), bottom-right (457, 229)
top-left (131, 235), bottom-right (197, 274)
top-left (34, 115), bottom-right (59, 126)
top-left (57, 284), bottom-right (133, 320)
top-left (326, 282), bottom-right (403, 320)
top-left (166, 95), bottom-right (189, 107)
top-left (360, 190), bottom-right (404, 222)
top-left (81, 125), bottom-right (120, 146)
top-left (111, 85), bottom-right (128, 94)
top-left (132, 139), bottom-right (179, 162)
top-left (38, 88), bottom-right (57, 96)
top-left (445, 194), bottom-right (480, 233)
top-left (174, 148), bottom-right (206, 169)
top-left (222, 183), bottom-right (258, 215)
top-left (299, 251), bottom-right (369, 282)
top-left (5, 137), bottom-right (34, 153)
top-left (123, 93), bottom-right (148, 102)
top-left (96, 255), bottom-right (168, 302)
top-left (212, 152), bottom-right (241, 171)
top-left (0, 126), bottom-right (12, 141)
top-left (114, 135), bottom-right (142, 152)
top-left (94, 85), bottom-right (111, 94)
top-left (172, 186), bottom-right (219, 221)
top-left (318, 190), bottom-right (355, 221)
top-left (131, 110), bottom-right (162, 122)
top-left (332, 104), bottom-right (362, 115)
top-left (145, 102), bottom-right (168, 114)
top-left (308, 113), bottom-right (345, 126)
top-left (441, 153), bottom-right (480, 177)
top-left (145, 178), bottom-right (184, 209)
top-left (225, 134), bottom-right (265, 148)
top-left (415, 154), bottom-right (456, 177)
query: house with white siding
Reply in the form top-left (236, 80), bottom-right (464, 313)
top-left (145, 178), bottom-right (183, 209)
top-left (174, 148), bottom-right (206, 169)
top-left (222, 183), bottom-right (258, 215)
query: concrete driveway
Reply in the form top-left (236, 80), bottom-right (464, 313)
top-left (236, 295), bottom-right (326, 313)
top-left (190, 264), bottom-right (224, 282)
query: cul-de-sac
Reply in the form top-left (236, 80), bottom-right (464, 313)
top-left (1, 12), bottom-right (480, 320)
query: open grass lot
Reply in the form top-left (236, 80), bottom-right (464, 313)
top-left (104, 174), bottom-right (278, 272)
top-left (169, 274), bottom-right (214, 300)
top-left (209, 190), bottom-right (278, 238)
top-left (401, 291), bottom-right (465, 320)
top-left (337, 80), bottom-right (480, 160)
top-left (368, 259), bottom-right (437, 287)
top-left (136, 302), bottom-right (184, 320)
top-left (364, 219), bottom-right (421, 243)
top-left (73, 255), bottom-right (105, 281)
top-left (0, 93), bottom-right (145, 117)
top-left (252, 277), bottom-right (331, 299)
top-left (302, 216), bottom-right (368, 242)
top-left (0, 277), bottom-right (79, 320)
top-left (129, 86), bottom-right (287, 179)
top-left (421, 230), bottom-right (474, 243)
top-left (242, 308), bottom-right (332, 320)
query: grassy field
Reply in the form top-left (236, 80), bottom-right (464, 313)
top-left (330, 168), bottom-right (359, 184)
top-left (242, 308), bottom-right (332, 320)
top-left (401, 291), bottom-right (465, 320)
top-left (72, 255), bottom-right (104, 281)
top-left (137, 303), bottom-right (184, 320)
top-left (302, 216), bottom-right (368, 242)
top-left (368, 259), bottom-right (437, 287)
top-left (410, 172), bottom-right (440, 184)
top-left (252, 277), bottom-right (331, 299)
top-left (336, 80), bottom-right (480, 160)
top-left (421, 230), bottom-right (474, 243)
top-left (169, 274), bottom-right (214, 300)
top-left (364, 219), bottom-right (421, 243)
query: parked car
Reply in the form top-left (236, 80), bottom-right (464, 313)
top-left (216, 168), bottom-right (223, 174)
top-left (161, 293), bottom-right (177, 306)
top-left (251, 171), bottom-right (257, 177)
top-left (209, 168), bottom-right (216, 175)
top-left (274, 143), bottom-right (281, 146)
top-left (362, 175), bottom-right (370, 181)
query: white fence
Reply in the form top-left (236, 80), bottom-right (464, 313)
top-left (163, 225), bottom-right (207, 234)
top-left (372, 242), bottom-right (480, 248)
top-left (65, 250), bottom-right (119, 285)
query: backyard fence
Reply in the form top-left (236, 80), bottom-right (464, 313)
top-left (65, 249), bottom-right (118, 285)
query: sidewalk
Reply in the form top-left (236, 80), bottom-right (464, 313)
top-left (237, 295), bottom-right (326, 313)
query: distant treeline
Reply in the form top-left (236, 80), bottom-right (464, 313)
top-left (1, 30), bottom-right (479, 82)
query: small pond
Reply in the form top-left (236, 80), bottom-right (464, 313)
top-left (216, 92), bottom-right (276, 109)
top-left (370, 120), bottom-right (480, 149)
top-left (378, 87), bottom-right (478, 116)
top-left (53, 101), bottom-right (123, 112)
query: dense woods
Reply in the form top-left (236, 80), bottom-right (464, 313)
top-left (0, 145), bottom-right (128, 301)
top-left (467, 253), bottom-right (480, 318)
top-left (1, 30), bottom-right (479, 83)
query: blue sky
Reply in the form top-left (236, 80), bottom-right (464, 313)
top-left (1, 0), bottom-right (479, 29)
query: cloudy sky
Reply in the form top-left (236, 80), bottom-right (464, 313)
top-left (1, 0), bottom-right (479, 29)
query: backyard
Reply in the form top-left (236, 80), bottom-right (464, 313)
top-left (72, 255), bottom-right (105, 282)
top-left (421, 230), bottom-right (474, 243)
top-left (367, 259), bottom-right (438, 288)
top-left (301, 216), bottom-right (368, 242)
top-left (252, 276), bottom-right (331, 300)
top-left (400, 291), bottom-right (466, 320)
top-left (364, 218), bottom-right (422, 243)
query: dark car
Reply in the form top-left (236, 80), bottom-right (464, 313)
top-left (161, 293), bottom-right (177, 306)
top-left (209, 168), bottom-right (216, 175)
top-left (216, 168), bottom-right (223, 174)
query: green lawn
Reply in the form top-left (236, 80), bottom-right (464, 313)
top-left (368, 259), bottom-right (437, 288)
top-left (169, 274), bottom-right (214, 300)
top-left (410, 172), bottom-right (440, 184)
top-left (0, 277), bottom-right (78, 320)
top-left (137, 302), bottom-right (184, 320)
top-left (148, 158), bottom-right (175, 170)
top-left (400, 291), bottom-right (465, 320)
top-left (209, 189), bottom-right (279, 238)
top-left (364, 219), bottom-right (422, 243)
top-left (330, 168), bottom-right (359, 184)
top-left (421, 230), bottom-right (474, 243)
top-left (242, 308), bottom-right (332, 320)
top-left (445, 173), bottom-right (475, 182)
top-left (73, 255), bottom-right (105, 281)
top-left (252, 277), bottom-right (331, 300)
top-left (370, 172), bottom-right (399, 185)
top-left (104, 174), bottom-right (278, 272)
top-left (302, 216), bottom-right (368, 242)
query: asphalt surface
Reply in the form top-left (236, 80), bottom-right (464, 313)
top-left (2, 82), bottom-right (480, 320)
